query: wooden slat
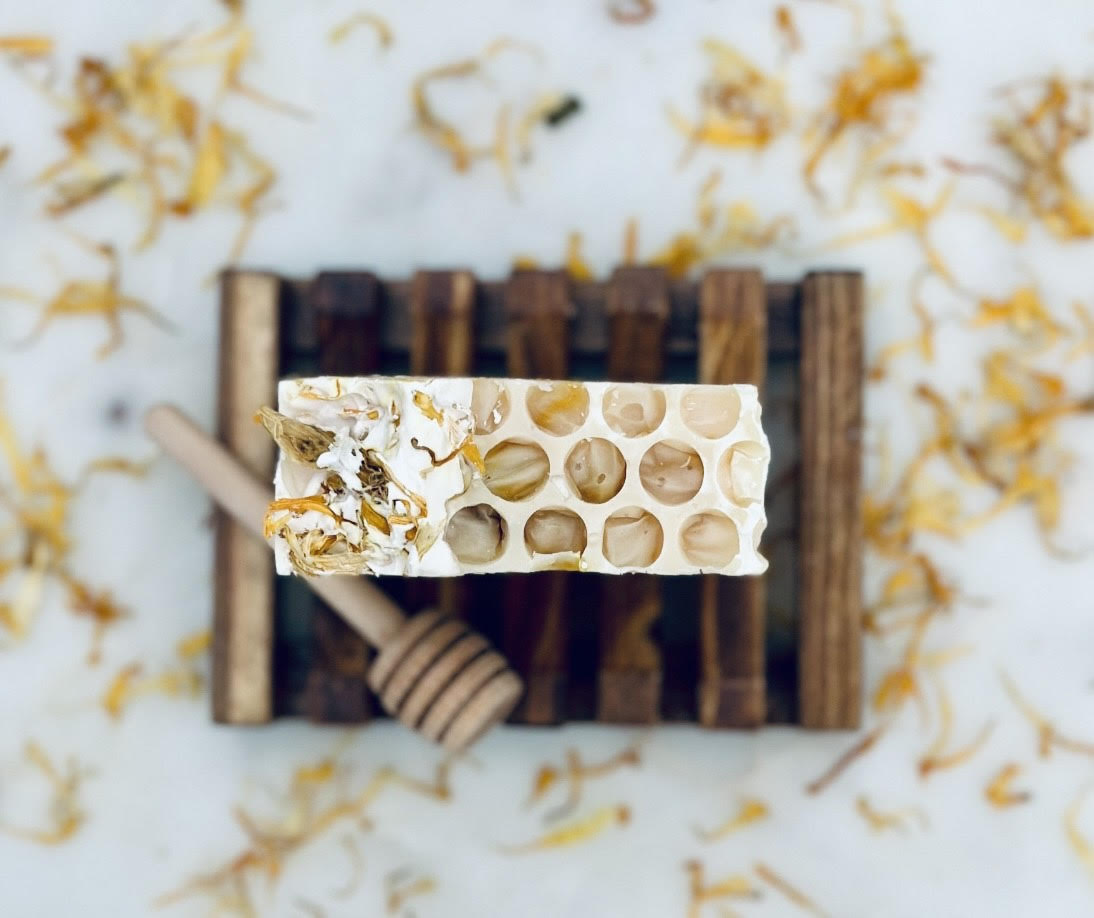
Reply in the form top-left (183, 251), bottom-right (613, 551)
top-left (405, 270), bottom-right (476, 618)
top-left (380, 279), bottom-right (802, 359)
top-left (596, 266), bottom-right (668, 723)
top-left (409, 270), bottom-right (475, 376)
top-left (798, 271), bottom-right (864, 729)
top-left (502, 270), bottom-right (572, 724)
top-left (213, 270), bottom-right (280, 724)
top-left (696, 269), bottom-right (767, 727)
top-left (303, 272), bottom-right (381, 723)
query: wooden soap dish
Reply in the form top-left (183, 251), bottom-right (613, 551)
top-left (212, 266), bottom-right (864, 731)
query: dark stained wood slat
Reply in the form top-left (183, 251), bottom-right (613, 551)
top-left (596, 266), bottom-right (668, 724)
top-left (502, 270), bottom-right (573, 724)
top-left (304, 271), bottom-right (382, 724)
top-left (696, 269), bottom-right (768, 728)
top-left (798, 271), bottom-right (864, 729)
top-left (405, 270), bottom-right (477, 618)
top-left (380, 279), bottom-right (801, 360)
top-left (213, 270), bottom-right (280, 724)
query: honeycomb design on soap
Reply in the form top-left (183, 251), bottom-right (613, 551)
top-left (267, 376), bottom-right (769, 578)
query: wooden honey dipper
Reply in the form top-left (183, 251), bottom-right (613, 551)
top-left (144, 404), bottom-right (523, 752)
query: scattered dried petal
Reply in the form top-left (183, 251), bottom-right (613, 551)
top-left (1066, 787), bottom-right (1094, 874)
top-left (695, 797), bottom-right (769, 842)
top-left (805, 722), bottom-right (888, 795)
top-left (0, 35), bottom-right (53, 57)
top-left (608, 0), bottom-right (656, 24)
top-left (855, 796), bottom-right (928, 833)
top-left (685, 860), bottom-right (759, 918)
top-left (755, 862), bottom-right (827, 917)
top-left (499, 804), bottom-right (630, 853)
top-left (0, 742), bottom-right (89, 845)
top-left (803, 14), bottom-right (925, 199)
top-left (329, 12), bottom-right (394, 49)
top-left (984, 763), bottom-right (1031, 808)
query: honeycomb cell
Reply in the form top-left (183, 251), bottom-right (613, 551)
top-left (564, 438), bottom-right (626, 504)
top-left (716, 440), bottom-right (767, 506)
top-left (526, 381), bottom-right (589, 436)
top-left (483, 439), bottom-right (549, 501)
top-left (470, 378), bottom-right (510, 435)
top-left (602, 507), bottom-right (663, 568)
top-left (445, 504), bottom-right (507, 564)
top-left (680, 386), bottom-right (742, 439)
top-left (680, 511), bottom-right (739, 567)
top-left (524, 508), bottom-right (587, 556)
top-left (602, 384), bottom-right (666, 438)
top-left (639, 439), bottom-right (704, 505)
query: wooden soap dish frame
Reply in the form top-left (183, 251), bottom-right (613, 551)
top-left (213, 266), bottom-right (863, 731)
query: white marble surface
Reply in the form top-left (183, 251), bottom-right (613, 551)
top-left (1, 1), bottom-right (1093, 915)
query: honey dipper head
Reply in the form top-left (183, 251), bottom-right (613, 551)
top-left (368, 609), bottom-right (523, 752)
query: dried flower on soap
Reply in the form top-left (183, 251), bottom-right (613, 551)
top-left (803, 11), bottom-right (925, 199)
top-left (684, 860), bottom-right (758, 918)
top-left (0, 742), bottom-right (90, 845)
top-left (669, 40), bottom-right (789, 158)
top-left (499, 804), bottom-right (630, 853)
top-left (2, 234), bottom-right (171, 359)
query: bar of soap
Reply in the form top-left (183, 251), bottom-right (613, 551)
top-left (267, 376), bottom-right (769, 577)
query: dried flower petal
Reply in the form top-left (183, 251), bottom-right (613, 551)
top-left (695, 797), bottom-right (769, 842)
top-left (499, 804), bottom-right (630, 853)
top-left (803, 13), bottom-right (925, 199)
top-left (984, 763), bottom-right (1030, 808)
top-left (0, 742), bottom-right (89, 845)
top-left (755, 862), bottom-right (827, 917)
top-left (257, 407), bottom-right (335, 464)
top-left (329, 12), bottom-right (394, 48)
top-left (685, 860), bottom-right (759, 918)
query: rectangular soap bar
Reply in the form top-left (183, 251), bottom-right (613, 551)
top-left (265, 376), bottom-right (769, 577)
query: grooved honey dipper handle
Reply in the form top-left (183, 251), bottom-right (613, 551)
top-left (144, 403), bottom-right (405, 647)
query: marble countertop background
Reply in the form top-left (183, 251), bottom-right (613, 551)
top-left (1, 1), bottom-right (1093, 915)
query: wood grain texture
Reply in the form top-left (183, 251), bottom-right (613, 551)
top-left (597, 266), bottom-right (668, 724)
top-left (381, 279), bottom-right (800, 358)
top-left (406, 270), bottom-right (476, 618)
top-left (696, 269), bottom-right (767, 728)
top-left (303, 272), bottom-right (381, 724)
top-left (213, 270), bottom-right (280, 724)
top-left (798, 271), bottom-right (864, 729)
top-left (502, 269), bottom-right (573, 724)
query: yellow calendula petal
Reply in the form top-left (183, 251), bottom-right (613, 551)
top-left (695, 797), bottom-right (769, 842)
top-left (499, 804), bottom-right (630, 853)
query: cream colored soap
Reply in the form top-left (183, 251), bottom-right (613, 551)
top-left (268, 376), bottom-right (769, 577)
